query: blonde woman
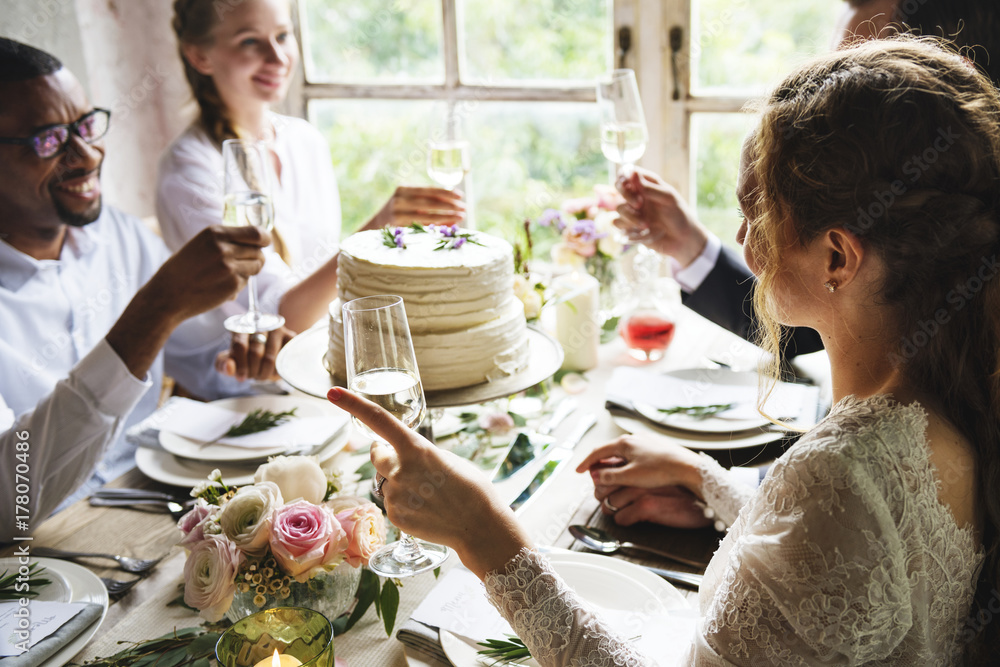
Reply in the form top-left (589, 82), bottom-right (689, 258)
top-left (158, 0), bottom-right (463, 377)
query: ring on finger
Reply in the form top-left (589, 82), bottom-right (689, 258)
top-left (252, 333), bottom-right (268, 346)
top-left (373, 473), bottom-right (386, 498)
top-left (602, 497), bottom-right (620, 513)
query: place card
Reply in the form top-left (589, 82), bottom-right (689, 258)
top-left (0, 601), bottom-right (89, 656)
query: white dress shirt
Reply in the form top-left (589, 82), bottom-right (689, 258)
top-left (0, 207), bottom-right (240, 540)
top-left (156, 114), bottom-right (342, 324)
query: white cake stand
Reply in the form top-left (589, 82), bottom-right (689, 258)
top-left (275, 323), bottom-right (565, 409)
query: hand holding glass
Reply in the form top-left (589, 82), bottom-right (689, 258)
top-left (221, 139), bottom-right (284, 334)
top-left (427, 106), bottom-right (469, 190)
top-left (342, 295), bottom-right (449, 577)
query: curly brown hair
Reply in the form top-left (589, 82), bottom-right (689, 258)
top-left (172, 0), bottom-right (241, 145)
top-left (747, 36), bottom-right (1000, 658)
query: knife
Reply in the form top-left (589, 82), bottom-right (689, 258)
top-left (645, 566), bottom-right (703, 590)
top-left (509, 414), bottom-right (597, 513)
top-left (493, 397), bottom-right (578, 481)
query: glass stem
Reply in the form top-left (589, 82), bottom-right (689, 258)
top-left (391, 533), bottom-right (425, 563)
top-left (247, 274), bottom-right (261, 321)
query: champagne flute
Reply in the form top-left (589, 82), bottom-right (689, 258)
top-left (342, 295), bottom-right (450, 577)
top-left (597, 69), bottom-right (651, 249)
top-left (221, 139), bottom-right (285, 334)
top-left (427, 105), bottom-right (469, 190)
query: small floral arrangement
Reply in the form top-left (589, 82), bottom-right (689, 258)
top-left (538, 185), bottom-right (625, 274)
top-left (177, 455), bottom-right (385, 622)
top-left (381, 223), bottom-right (483, 251)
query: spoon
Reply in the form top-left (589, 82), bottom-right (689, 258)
top-left (569, 525), bottom-right (709, 570)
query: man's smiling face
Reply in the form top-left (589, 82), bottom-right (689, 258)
top-left (0, 68), bottom-right (104, 240)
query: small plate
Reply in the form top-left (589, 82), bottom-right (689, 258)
top-left (636, 368), bottom-right (772, 434)
top-left (276, 325), bottom-right (564, 408)
top-left (136, 428), bottom-right (349, 488)
top-left (439, 549), bottom-right (689, 666)
top-left (611, 412), bottom-right (785, 450)
top-left (0, 557), bottom-right (109, 667)
top-left (159, 395), bottom-right (349, 463)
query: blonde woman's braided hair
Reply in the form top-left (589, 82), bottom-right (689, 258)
top-left (172, 0), bottom-right (241, 145)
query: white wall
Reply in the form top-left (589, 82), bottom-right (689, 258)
top-left (1, 0), bottom-right (195, 220)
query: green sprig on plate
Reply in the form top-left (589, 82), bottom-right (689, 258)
top-left (657, 403), bottom-right (734, 419)
top-left (477, 635), bottom-right (532, 664)
top-left (0, 562), bottom-right (50, 600)
top-left (223, 407), bottom-right (297, 438)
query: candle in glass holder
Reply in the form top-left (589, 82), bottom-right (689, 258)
top-left (254, 649), bottom-right (302, 667)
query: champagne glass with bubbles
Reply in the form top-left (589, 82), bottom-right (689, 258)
top-left (221, 139), bottom-right (284, 334)
top-left (427, 104), bottom-right (469, 190)
top-left (343, 295), bottom-right (449, 577)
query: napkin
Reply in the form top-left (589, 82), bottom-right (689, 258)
top-left (0, 601), bottom-right (103, 665)
top-left (605, 367), bottom-right (819, 424)
top-left (396, 619), bottom-right (449, 663)
top-left (126, 397), bottom-right (349, 452)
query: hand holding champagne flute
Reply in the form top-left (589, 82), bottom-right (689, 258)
top-left (221, 139), bottom-right (284, 334)
top-left (427, 104), bottom-right (469, 191)
top-left (342, 295), bottom-right (449, 577)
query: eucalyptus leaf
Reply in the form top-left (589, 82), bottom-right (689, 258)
top-left (380, 578), bottom-right (400, 636)
top-left (186, 632), bottom-right (221, 656)
top-left (343, 569), bottom-right (379, 633)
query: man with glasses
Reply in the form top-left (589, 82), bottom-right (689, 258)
top-left (0, 38), bottom-right (271, 539)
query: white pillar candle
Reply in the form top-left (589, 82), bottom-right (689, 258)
top-left (554, 272), bottom-right (600, 372)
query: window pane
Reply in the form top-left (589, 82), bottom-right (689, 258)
top-left (301, 0), bottom-right (444, 83)
top-left (692, 0), bottom-right (842, 95)
top-left (309, 99), bottom-right (437, 235)
top-left (467, 102), bottom-right (607, 239)
top-left (309, 100), bottom-right (606, 242)
top-left (692, 112), bottom-right (758, 252)
top-left (461, 0), bottom-right (612, 83)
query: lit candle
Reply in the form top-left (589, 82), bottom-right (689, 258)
top-left (253, 649), bottom-right (302, 667)
top-left (554, 272), bottom-right (600, 371)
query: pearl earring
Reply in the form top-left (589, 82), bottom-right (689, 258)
top-left (824, 280), bottom-right (839, 293)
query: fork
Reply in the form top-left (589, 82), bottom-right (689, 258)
top-left (100, 576), bottom-right (142, 597)
top-left (31, 546), bottom-right (163, 575)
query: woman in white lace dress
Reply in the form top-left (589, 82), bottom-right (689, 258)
top-left (329, 37), bottom-right (999, 664)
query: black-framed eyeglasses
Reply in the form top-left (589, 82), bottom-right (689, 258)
top-left (0, 108), bottom-right (111, 159)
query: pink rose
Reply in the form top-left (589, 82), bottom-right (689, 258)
top-left (561, 196), bottom-right (597, 216)
top-left (593, 184), bottom-right (624, 211)
top-left (183, 534), bottom-right (242, 622)
top-left (269, 500), bottom-right (348, 582)
top-left (177, 499), bottom-right (216, 548)
top-left (335, 502), bottom-right (387, 568)
top-left (478, 412), bottom-right (515, 435)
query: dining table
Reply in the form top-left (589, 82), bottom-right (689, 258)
top-left (1, 303), bottom-right (830, 666)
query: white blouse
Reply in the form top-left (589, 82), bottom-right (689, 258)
top-left (485, 396), bottom-right (984, 665)
top-left (156, 114), bottom-right (342, 325)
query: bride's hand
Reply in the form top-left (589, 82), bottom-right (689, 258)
top-left (327, 387), bottom-right (531, 578)
top-left (577, 433), bottom-right (705, 495)
top-left (595, 484), bottom-right (712, 528)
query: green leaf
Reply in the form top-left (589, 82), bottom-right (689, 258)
top-left (191, 659), bottom-right (211, 667)
top-left (380, 578), bottom-right (400, 636)
top-left (508, 412), bottom-right (527, 427)
top-left (355, 460), bottom-right (376, 481)
top-left (433, 567), bottom-right (441, 579)
top-left (186, 632), bottom-right (221, 657)
top-left (343, 569), bottom-right (379, 633)
top-left (600, 315), bottom-right (620, 344)
top-left (224, 407), bottom-right (297, 438)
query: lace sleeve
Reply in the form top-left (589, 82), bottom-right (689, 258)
top-left (695, 453), bottom-right (756, 528)
top-left (483, 549), bottom-right (656, 667)
top-left (691, 444), bottom-right (913, 665)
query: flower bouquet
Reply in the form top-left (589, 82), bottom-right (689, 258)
top-left (177, 455), bottom-right (386, 624)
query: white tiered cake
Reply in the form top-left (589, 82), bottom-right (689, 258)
top-left (324, 227), bottom-right (530, 391)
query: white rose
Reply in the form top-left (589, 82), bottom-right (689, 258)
top-left (512, 274), bottom-right (529, 299)
top-left (255, 455), bottom-right (328, 504)
top-left (521, 289), bottom-right (543, 320)
top-left (182, 535), bottom-right (242, 622)
top-left (595, 211), bottom-right (624, 258)
top-left (217, 481), bottom-right (283, 555)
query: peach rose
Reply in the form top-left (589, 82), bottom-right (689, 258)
top-left (335, 502), bottom-right (387, 568)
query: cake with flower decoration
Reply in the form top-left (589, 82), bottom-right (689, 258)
top-left (324, 225), bottom-right (530, 391)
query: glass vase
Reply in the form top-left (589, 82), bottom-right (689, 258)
top-left (225, 563), bottom-right (362, 624)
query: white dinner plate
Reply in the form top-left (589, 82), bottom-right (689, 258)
top-left (438, 549), bottom-right (690, 667)
top-left (159, 395), bottom-right (349, 463)
top-left (136, 428), bottom-right (349, 488)
top-left (611, 412), bottom-right (786, 451)
top-left (634, 369), bottom-right (772, 434)
top-left (0, 557), bottom-right (109, 667)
